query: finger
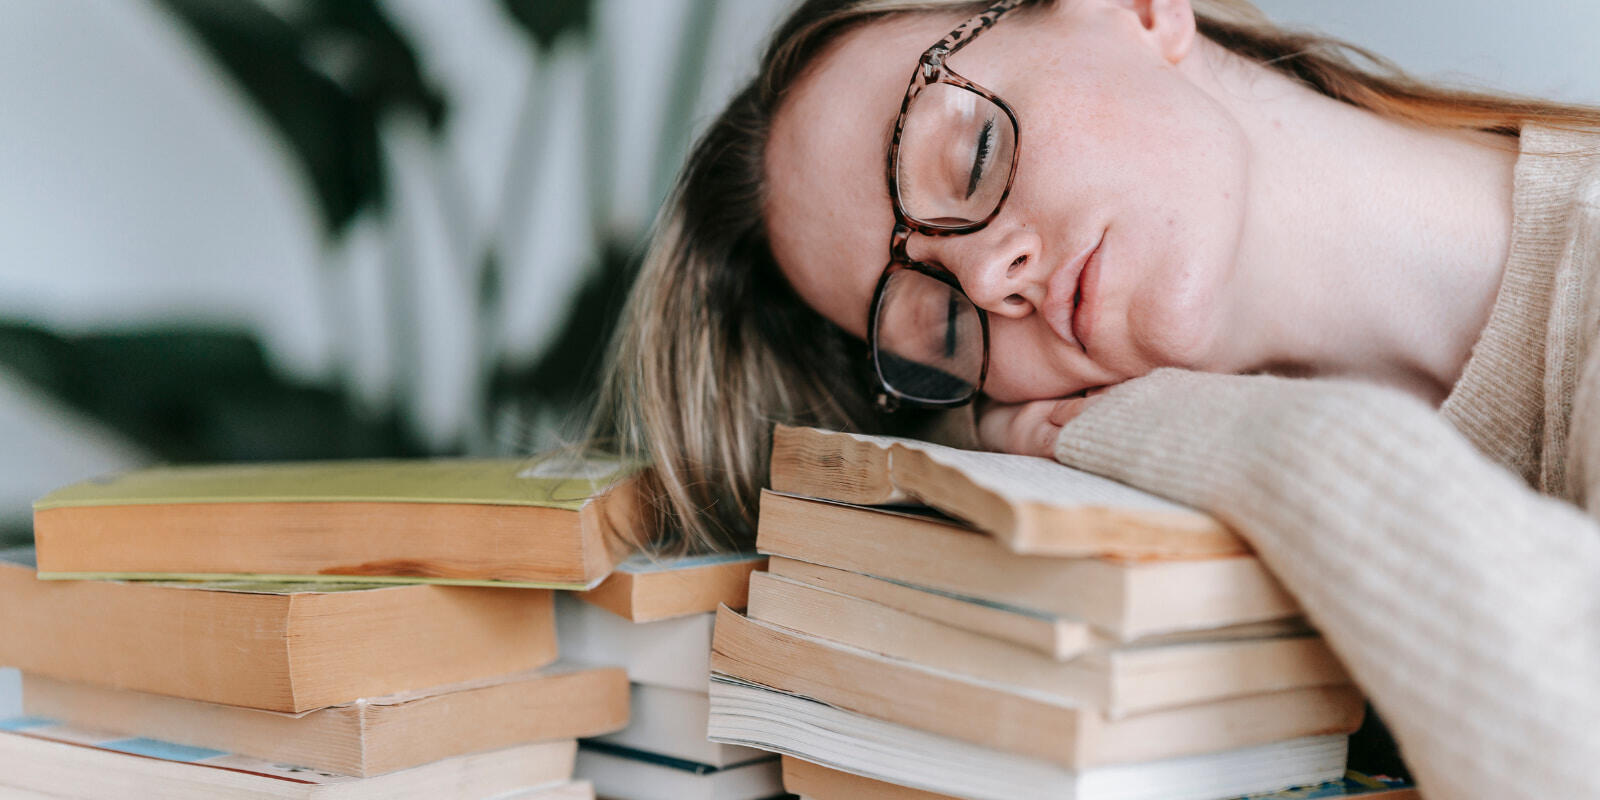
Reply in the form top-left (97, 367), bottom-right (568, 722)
top-left (1008, 399), bottom-right (1064, 458)
top-left (1046, 397), bottom-right (1083, 427)
top-left (1027, 418), bottom-right (1063, 458)
top-left (977, 401), bottom-right (1023, 452)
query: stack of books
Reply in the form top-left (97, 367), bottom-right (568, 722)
top-left (559, 553), bottom-right (787, 800)
top-left (0, 457), bottom-right (643, 798)
top-left (707, 426), bottom-right (1416, 800)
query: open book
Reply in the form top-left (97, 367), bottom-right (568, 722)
top-left (768, 426), bottom-right (1242, 558)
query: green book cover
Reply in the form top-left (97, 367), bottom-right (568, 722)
top-left (34, 455), bottom-right (631, 512)
top-left (3, 546), bottom-right (386, 594)
top-left (30, 454), bottom-right (638, 590)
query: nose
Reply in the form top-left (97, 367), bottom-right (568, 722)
top-left (908, 223), bottom-right (1044, 319)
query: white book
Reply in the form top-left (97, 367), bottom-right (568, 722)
top-left (0, 717), bottom-right (578, 799)
top-left (0, 668), bottom-right (17, 718)
top-left (575, 743), bottom-right (783, 800)
top-left (706, 676), bottom-right (1347, 800)
top-left (555, 593), bottom-right (713, 692)
top-left (594, 682), bottom-right (769, 768)
top-left (505, 782), bottom-right (596, 800)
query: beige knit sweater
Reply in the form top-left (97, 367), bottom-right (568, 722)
top-left (1054, 125), bottom-right (1600, 800)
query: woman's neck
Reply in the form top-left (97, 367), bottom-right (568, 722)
top-left (1198, 42), bottom-right (1519, 406)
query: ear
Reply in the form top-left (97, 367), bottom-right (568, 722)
top-left (1109, 0), bottom-right (1197, 64)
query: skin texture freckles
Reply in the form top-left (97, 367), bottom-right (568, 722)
top-left (764, 0), bottom-right (1250, 404)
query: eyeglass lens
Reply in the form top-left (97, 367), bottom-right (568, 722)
top-left (875, 84), bottom-right (1013, 403)
top-left (896, 84), bottom-right (1015, 226)
top-left (873, 268), bottom-right (985, 403)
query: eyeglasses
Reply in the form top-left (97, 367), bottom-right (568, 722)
top-left (868, 0), bottom-right (1024, 412)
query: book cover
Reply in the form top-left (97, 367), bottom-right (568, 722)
top-left (32, 455), bottom-right (641, 588)
top-left (770, 425), bottom-right (1241, 558)
top-left (20, 664), bottom-right (627, 777)
top-left (0, 717), bottom-right (577, 798)
top-left (0, 548), bottom-right (557, 713)
top-left (578, 551), bottom-right (766, 622)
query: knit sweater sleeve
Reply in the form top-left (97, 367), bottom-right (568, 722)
top-left (1053, 368), bottom-right (1600, 800)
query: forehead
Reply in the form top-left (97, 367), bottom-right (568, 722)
top-left (764, 13), bottom-right (966, 338)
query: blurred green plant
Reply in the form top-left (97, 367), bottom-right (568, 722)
top-left (158, 0), bottom-right (445, 234)
top-left (0, 324), bottom-right (422, 463)
top-left (0, 0), bottom-right (724, 473)
top-left (485, 0), bottom-right (718, 453)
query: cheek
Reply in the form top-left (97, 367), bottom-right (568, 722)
top-left (1125, 253), bottom-right (1226, 369)
top-left (1100, 111), bottom-right (1248, 374)
top-left (976, 322), bottom-right (1077, 403)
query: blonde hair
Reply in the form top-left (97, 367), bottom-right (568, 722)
top-left (587, 0), bottom-right (1600, 555)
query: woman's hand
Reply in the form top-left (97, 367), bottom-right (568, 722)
top-left (976, 393), bottom-right (1102, 457)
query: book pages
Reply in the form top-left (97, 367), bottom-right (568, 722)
top-left (790, 428), bottom-right (1240, 557)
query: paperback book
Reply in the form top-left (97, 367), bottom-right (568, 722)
top-left (758, 492), bottom-right (1298, 639)
top-left (746, 570), bottom-right (1347, 717)
top-left (32, 456), bottom-right (641, 588)
top-left (0, 547), bottom-right (556, 713)
top-left (0, 717), bottom-right (581, 799)
top-left (574, 740), bottom-right (783, 800)
top-left (578, 551), bottom-right (766, 622)
top-left (710, 608), bottom-right (1364, 769)
top-left (769, 425), bottom-right (1240, 558)
top-left (18, 664), bottom-right (627, 776)
top-left (707, 675), bottom-right (1349, 800)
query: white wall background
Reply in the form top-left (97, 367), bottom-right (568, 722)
top-left (0, 0), bottom-right (1595, 532)
top-left (1253, 1), bottom-right (1600, 103)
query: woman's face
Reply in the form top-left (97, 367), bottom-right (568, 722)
top-left (764, 0), bottom-right (1251, 403)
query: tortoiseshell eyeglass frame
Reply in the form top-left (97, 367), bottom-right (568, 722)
top-left (868, 0), bottom-right (1025, 413)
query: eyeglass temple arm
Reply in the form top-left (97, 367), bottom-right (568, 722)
top-left (925, 0), bottom-right (1027, 66)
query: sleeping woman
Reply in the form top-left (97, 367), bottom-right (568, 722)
top-left (588, 1), bottom-right (1600, 796)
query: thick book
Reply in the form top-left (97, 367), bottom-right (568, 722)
top-left (746, 571), bottom-right (1348, 718)
top-left (767, 557), bottom-right (1310, 661)
top-left (707, 676), bottom-right (1348, 800)
top-left (578, 552), bottom-right (766, 622)
top-left (781, 758), bottom-right (1420, 800)
top-left (711, 608), bottom-right (1363, 769)
top-left (19, 665), bottom-right (627, 777)
top-left (593, 682), bottom-right (771, 769)
top-left (0, 548), bottom-right (556, 713)
top-left (32, 456), bottom-right (641, 589)
top-left (574, 741), bottom-right (782, 800)
top-left (0, 717), bottom-right (580, 799)
top-left (769, 425), bottom-right (1240, 558)
top-left (784, 756), bottom-right (961, 799)
top-left (758, 492), bottom-right (1298, 638)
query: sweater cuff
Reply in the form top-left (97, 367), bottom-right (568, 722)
top-left (1053, 368), bottom-right (1267, 508)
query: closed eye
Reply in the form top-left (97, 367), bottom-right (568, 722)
top-left (965, 116), bottom-right (995, 199)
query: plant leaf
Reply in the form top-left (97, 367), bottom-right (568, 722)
top-left (155, 0), bottom-right (444, 234)
top-left (500, 0), bottom-right (592, 50)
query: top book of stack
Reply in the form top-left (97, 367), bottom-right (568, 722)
top-left (32, 456), bottom-right (642, 589)
top-left (768, 424), bottom-right (1242, 559)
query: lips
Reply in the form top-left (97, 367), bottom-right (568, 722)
top-left (1043, 229), bottom-right (1105, 354)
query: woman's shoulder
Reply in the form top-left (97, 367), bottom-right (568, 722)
top-left (1497, 125), bottom-right (1600, 503)
top-left (1554, 139), bottom-right (1600, 507)
top-left (1520, 123), bottom-right (1600, 203)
